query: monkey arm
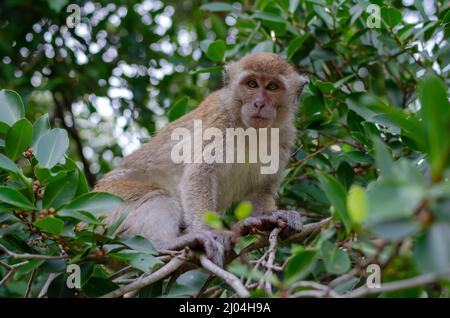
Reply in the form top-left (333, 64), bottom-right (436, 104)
top-left (159, 164), bottom-right (233, 266)
top-left (179, 164), bottom-right (219, 230)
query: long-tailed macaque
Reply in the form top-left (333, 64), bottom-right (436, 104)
top-left (95, 52), bottom-right (308, 265)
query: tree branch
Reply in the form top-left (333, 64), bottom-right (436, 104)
top-left (345, 271), bottom-right (450, 298)
top-left (0, 243), bottom-right (69, 260)
top-left (199, 255), bottom-right (250, 298)
top-left (101, 252), bottom-right (189, 298)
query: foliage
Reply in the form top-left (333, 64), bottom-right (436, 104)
top-left (1, 0), bottom-right (450, 298)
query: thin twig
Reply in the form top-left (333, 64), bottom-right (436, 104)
top-left (196, 274), bottom-right (215, 298)
top-left (199, 255), bottom-right (250, 298)
top-left (289, 281), bottom-right (340, 298)
top-left (261, 228), bottom-right (281, 293)
top-left (108, 265), bottom-right (135, 280)
top-left (25, 269), bottom-right (37, 298)
top-left (238, 217), bottom-right (331, 256)
top-left (0, 243), bottom-right (69, 260)
top-left (0, 260), bottom-right (29, 286)
top-left (101, 253), bottom-right (189, 298)
top-left (345, 271), bottom-right (450, 298)
top-left (38, 273), bottom-right (61, 298)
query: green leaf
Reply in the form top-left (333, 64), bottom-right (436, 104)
top-left (289, 0), bottom-right (299, 13)
top-left (109, 251), bottom-right (161, 272)
top-left (252, 12), bottom-right (287, 24)
top-left (107, 209), bottom-right (129, 236)
top-left (200, 2), bottom-right (234, 12)
top-left (317, 172), bottom-right (351, 233)
top-left (347, 185), bottom-right (367, 225)
top-left (333, 75), bottom-right (355, 90)
top-left (371, 219), bottom-right (420, 241)
top-left (34, 166), bottom-right (67, 184)
top-left (313, 5), bottom-right (333, 28)
top-left (168, 96), bottom-right (189, 122)
top-left (234, 201), bottom-right (252, 220)
top-left (60, 192), bottom-right (125, 215)
top-left (165, 270), bottom-right (210, 297)
top-left (418, 73), bottom-right (450, 182)
top-left (366, 178), bottom-right (424, 225)
top-left (0, 153), bottom-right (19, 173)
top-left (122, 235), bottom-right (157, 254)
top-left (287, 34), bottom-right (308, 61)
top-left (346, 93), bottom-right (422, 145)
top-left (285, 249), bottom-right (317, 282)
top-left (43, 169), bottom-right (79, 209)
top-left (336, 161), bottom-right (354, 190)
top-left (47, 274), bottom-right (77, 297)
top-left (206, 39), bottom-right (226, 62)
top-left (36, 128), bottom-right (69, 168)
top-left (5, 118), bottom-right (32, 161)
top-left (251, 41), bottom-right (274, 53)
top-left (414, 223), bottom-right (450, 274)
top-left (0, 203), bottom-right (15, 214)
top-left (34, 216), bottom-right (64, 235)
top-left (48, 0), bottom-right (68, 12)
top-left (139, 282), bottom-right (163, 298)
top-left (31, 114), bottom-right (51, 150)
top-left (58, 210), bottom-right (101, 225)
top-left (372, 137), bottom-right (394, 179)
top-left (203, 211), bottom-right (223, 229)
top-left (82, 277), bottom-right (119, 298)
top-left (381, 7), bottom-right (403, 28)
top-left (0, 186), bottom-right (34, 210)
top-left (0, 89), bottom-right (25, 126)
top-left (64, 157), bottom-right (89, 197)
top-left (0, 122), bottom-right (9, 135)
top-left (322, 241), bottom-right (351, 275)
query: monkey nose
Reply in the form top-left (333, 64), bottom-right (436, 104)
top-left (253, 101), bottom-right (265, 109)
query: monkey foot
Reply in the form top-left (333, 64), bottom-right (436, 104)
top-left (233, 210), bottom-right (302, 239)
top-left (163, 230), bottom-right (233, 267)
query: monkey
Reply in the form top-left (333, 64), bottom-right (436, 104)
top-left (94, 52), bottom-right (308, 266)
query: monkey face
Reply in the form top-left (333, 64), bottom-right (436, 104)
top-left (238, 73), bottom-right (287, 128)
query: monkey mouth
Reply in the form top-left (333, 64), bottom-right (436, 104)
top-left (249, 116), bottom-right (271, 128)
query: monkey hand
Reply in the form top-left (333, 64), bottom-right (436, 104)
top-left (233, 210), bottom-right (302, 239)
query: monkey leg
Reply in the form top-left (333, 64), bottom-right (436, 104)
top-left (233, 210), bottom-right (302, 239)
top-left (105, 190), bottom-right (184, 249)
top-left (102, 186), bottom-right (232, 267)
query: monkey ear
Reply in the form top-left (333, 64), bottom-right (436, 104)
top-left (296, 74), bottom-right (309, 97)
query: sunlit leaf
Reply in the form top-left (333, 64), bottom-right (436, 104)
top-left (36, 128), bottom-right (69, 169)
top-left (0, 89), bottom-right (25, 126)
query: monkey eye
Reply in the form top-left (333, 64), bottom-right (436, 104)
top-left (247, 80), bottom-right (258, 88)
top-left (266, 82), bottom-right (279, 91)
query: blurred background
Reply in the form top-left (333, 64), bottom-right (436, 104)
top-left (0, 0), bottom-right (448, 190)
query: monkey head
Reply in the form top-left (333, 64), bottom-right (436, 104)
top-left (224, 52), bottom-right (308, 128)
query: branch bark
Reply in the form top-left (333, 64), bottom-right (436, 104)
top-left (101, 253), bottom-right (188, 298)
top-left (0, 243), bottom-right (69, 260)
top-left (345, 271), bottom-right (450, 298)
top-left (199, 255), bottom-right (250, 298)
